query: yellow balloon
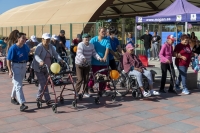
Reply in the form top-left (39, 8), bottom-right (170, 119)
top-left (73, 46), bottom-right (77, 52)
top-left (110, 70), bottom-right (120, 80)
top-left (50, 63), bottom-right (61, 74)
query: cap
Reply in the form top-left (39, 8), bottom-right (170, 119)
top-left (30, 35), bottom-right (38, 42)
top-left (77, 34), bottom-right (81, 39)
top-left (167, 35), bottom-right (175, 42)
top-left (42, 33), bottom-right (51, 39)
top-left (52, 34), bottom-right (58, 40)
top-left (60, 30), bottom-right (65, 34)
top-left (126, 43), bottom-right (134, 50)
top-left (82, 33), bottom-right (91, 38)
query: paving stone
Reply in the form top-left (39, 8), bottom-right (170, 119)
top-left (134, 120), bottom-right (162, 130)
top-left (163, 106), bottom-right (183, 112)
top-left (166, 122), bottom-right (198, 132)
top-left (164, 112), bottom-right (191, 121)
top-left (134, 111), bottom-right (158, 119)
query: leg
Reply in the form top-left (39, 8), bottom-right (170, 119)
top-left (75, 64), bottom-right (83, 93)
top-left (128, 70), bottom-right (144, 88)
top-left (178, 66), bottom-right (189, 94)
top-left (160, 63), bottom-right (168, 91)
top-left (147, 48), bottom-right (151, 59)
top-left (82, 66), bottom-right (91, 94)
top-left (154, 43), bottom-right (159, 59)
top-left (71, 55), bottom-right (76, 72)
top-left (109, 59), bottom-right (117, 70)
top-left (176, 66), bottom-right (182, 88)
top-left (88, 65), bottom-right (99, 88)
top-left (168, 63), bottom-right (176, 91)
top-left (152, 43), bottom-right (155, 59)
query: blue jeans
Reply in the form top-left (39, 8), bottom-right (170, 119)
top-left (176, 66), bottom-right (188, 89)
top-left (145, 48), bottom-right (150, 58)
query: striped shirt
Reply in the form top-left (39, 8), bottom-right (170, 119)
top-left (75, 42), bottom-right (101, 65)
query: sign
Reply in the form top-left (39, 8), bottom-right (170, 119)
top-left (138, 17), bottom-right (142, 22)
top-left (176, 15), bottom-right (182, 21)
top-left (191, 14), bottom-right (196, 21)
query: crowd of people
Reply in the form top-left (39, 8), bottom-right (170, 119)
top-left (0, 26), bottom-right (198, 111)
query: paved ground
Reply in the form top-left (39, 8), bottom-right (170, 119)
top-left (0, 61), bottom-right (200, 133)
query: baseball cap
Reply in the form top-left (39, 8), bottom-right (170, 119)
top-left (60, 30), bottom-right (65, 34)
top-left (52, 34), bottom-right (58, 40)
top-left (167, 35), bottom-right (175, 42)
top-left (42, 33), bottom-right (51, 39)
top-left (30, 35), bottom-right (38, 42)
top-left (82, 33), bottom-right (91, 38)
top-left (126, 43), bottom-right (134, 50)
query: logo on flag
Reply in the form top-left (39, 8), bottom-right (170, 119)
top-left (138, 17), bottom-right (142, 22)
top-left (176, 15), bottom-right (182, 21)
top-left (191, 14), bottom-right (196, 21)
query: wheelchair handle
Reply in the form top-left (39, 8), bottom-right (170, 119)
top-left (39, 64), bottom-right (50, 73)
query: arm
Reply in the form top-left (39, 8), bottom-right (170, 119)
top-left (140, 35), bottom-right (144, 41)
top-left (117, 45), bottom-right (124, 54)
top-left (76, 43), bottom-right (86, 60)
top-left (103, 48), bottom-right (109, 62)
top-left (92, 47), bottom-right (101, 61)
top-left (34, 46), bottom-right (43, 63)
top-left (51, 45), bottom-right (62, 62)
top-left (159, 45), bottom-right (169, 62)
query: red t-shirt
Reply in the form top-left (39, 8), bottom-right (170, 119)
top-left (174, 43), bottom-right (191, 67)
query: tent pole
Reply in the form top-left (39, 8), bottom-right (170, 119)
top-left (185, 22), bottom-right (188, 34)
top-left (176, 24), bottom-right (177, 45)
top-left (135, 23), bottom-right (137, 55)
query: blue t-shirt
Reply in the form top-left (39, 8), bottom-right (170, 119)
top-left (108, 37), bottom-right (119, 60)
top-left (126, 37), bottom-right (135, 46)
top-left (7, 44), bottom-right (30, 62)
top-left (90, 36), bottom-right (111, 66)
top-left (173, 31), bottom-right (182, 46)
top-left (0, 40), bottom-right (7, 49)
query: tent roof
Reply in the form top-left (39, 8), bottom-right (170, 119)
top-left (136, 0), bottom-right (200, 23)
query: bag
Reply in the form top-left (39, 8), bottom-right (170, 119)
top-left (138, 55), bottom-right (148, 67)
top-left (95, 73), bottom-right (108, 81)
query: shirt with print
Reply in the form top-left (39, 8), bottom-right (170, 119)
top-left (174, 43), bottom-right (191, 67)
top-left (7, 44), bottom-right (30, 62)
top-left (152, 35), bottom-right (161, 43)
top-left (90, 36), bottom-right (111, 66)
top-left (126, 37), bottom-right (135, 46)
top-left (108, 36), bottom-right (119, 60)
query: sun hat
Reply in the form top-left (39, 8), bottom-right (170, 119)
top-left (82, 33), bottom-right (91, 38)
top-left (52, 34), bottom-right (58, 40)
top-left (126, 43), bottom-right (134, 50)
top-left (167, 35), bottom-right (175, 42)
top-left (30, 35), bottom-right (38, 42)
top-left (42, 33), bottom-right (51, 39)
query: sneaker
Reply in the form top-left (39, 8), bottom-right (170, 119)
top-left (20, 104), bottom-right (28, 111)
top-left (148, 58), bottom-right (151, 62)
top-left (143, 91), bottom-right (151, 97)
top-left (84, 93), bottom-right (91, 98)
top-left (182, 88), bottom-right (190, 95)
top-left (11, 98), bottom-right (19, 105)
top-left (168, 89), bottom-right (177, 94)
top-left (89, 88), bottom-right (95, 93)
top-left (156, 58), bottom-right (160, 61)
top-left (105, 85), bottom-right (111, 91)
top-left (150, 90), bottom-right (160, 95)
top-left (159, 89), bottom-right (166, 93)
top-left (175, 85), bottom-right (181, 91)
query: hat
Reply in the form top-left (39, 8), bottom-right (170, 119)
top-left (30, 35), bottom-right (38, 42)
top-left (77, 34), bottom-right (81, 39)
top-left (82, 33), bottom-right (91, 38)
top-left (52, 34), bottom-right (58, 40)
top-left (42, 33), bottom-right (51, 39)
top-left (60, 30), bottom-right (65, 34)
top-left (126, 43), bottom-right (134, 50)
top-left (167, 35), bottom-right (175, 42)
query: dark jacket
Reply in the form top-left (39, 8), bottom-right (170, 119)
top-left (140, 34), bottom-right (152, 49)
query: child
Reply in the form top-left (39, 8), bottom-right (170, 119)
top-left (75, 33), bottom-right (102, 97)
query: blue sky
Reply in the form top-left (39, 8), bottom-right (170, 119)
top-left (0, 0), bottom-right (43, 14)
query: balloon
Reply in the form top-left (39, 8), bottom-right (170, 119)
top-left (137, 25), bottom-right (142, 30)
top-left (188, 23), bottom-right (192, 29)
top-left (50, 63), bottom-right (61, 74)
top-left (73, 46), bottom-right (77, 52)
top-left (110, 70), bottom-right (120, 80)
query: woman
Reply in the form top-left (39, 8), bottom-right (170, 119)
top-left (88, 27), bottom-right (111, 93)
top-left (174, 34), bottom-right (191, 95)
top-left (190, 32), bottom-right (197, 42)
top-left (75, 33), bottom-right (102, 97)
top-left (7, 32), bottom-right (30, 111)
top-left (32, 33), bottom-right (63, 105)
top-left (123, 43), bottom-right (160, 97)
top-left (126, 32), bottom-right (135, 46)
top-left (159, 35), bottom-right (176, 93)
top-left (192, 39), bottom-right (200, 55)
top-left (6, 30), bottom-right (19, 55)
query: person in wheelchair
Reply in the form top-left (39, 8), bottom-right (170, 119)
top-left (0, 45), bottom-right (7, 71)
top-left (123, 44), bottom-right (160, 97)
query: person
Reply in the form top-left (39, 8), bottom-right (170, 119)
top-left (159, 35), bottom-right (176, 93)
top-left (107, 26), bottom-right (124, 70)
top-left (126, 32), bottom-right (135, 47)
top-left (140, 30), bottom-right (152, 61)
top-left (25, 35), bottom-right (38, 49)
top-left (75, 33), bottom-right (102, 97)
top-left (192, 39), bottom-right (200, 55)
top-left (51, 34), bottom-right (67, 57)
top-left (58, 30), bottom-right (67, 49)
top-left (6, 30), bottom-right (19, 55)
top-left (151, 31), bottom-right (161, 61)
top-left (190, 32), bottom-right (197, 42)
top-left (7, 32), bottom-right (30, 111)
top-left (0, 45), bottom-right (7, 71)
top-left (88, 27), bottom-right (111, 93)
top-left (0, 37), bottom-right (8, 55)
top-left (174, 34), bottom-right (191, 95)
top-left (123, 44), bottom-right (160, 97)
top-left (71, 34), bottom-right (82, 72)
top-left (32, 33), bottom-right (64, 105)
top-left (173, 28), bottom-right (182, 48)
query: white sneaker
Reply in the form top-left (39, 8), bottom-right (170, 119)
top-left (150, 90), bottom-right (160, 95)
top-left (151, 58), bottom-right (155, 61)
top-left (156, 58), bottom-right (160, 61)
top-left (84, 93), bottom-right (91, 97)
top-left (143, 91), bottom-right (151, 97)
top-left (182, 88), bottom-right (190, 95)
top-left (148, 58), bottom-right (151, 62)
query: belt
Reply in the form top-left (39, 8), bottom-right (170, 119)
top-left (12, 61), bottom-right (27, 63)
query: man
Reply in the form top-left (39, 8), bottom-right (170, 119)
top-left (58, 30), bottom-right (66, 48)
top-left (151, 31), bottom-right (161, 61)
top-left (70, 34), bottom-right (82, 72)
top-left (140, 30), bottom-right (152, 61)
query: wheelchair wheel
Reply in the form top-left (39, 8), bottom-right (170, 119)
top-left (115, 72), bottom-right (131, 96)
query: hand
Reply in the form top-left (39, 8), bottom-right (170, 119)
top-left (83, 58), bottom-right (86, 63)
top-left (39, 61), bottom-right (44, 66)
top-left (166, 60), bottom-right (170, 63)
top-left (136, 68), bottom-right (143, 73)
top-left (9, 71), bottom-right (13, 78)
top-left (60, 60), bottom-right (64, 64)
top-left (194, 53), bottom-right (198, 57)
top-left (99, 58), bottom-right (103, 62)
top-left (102, 57), bottom-right (107, 62)
top-left (181, 56), bottom-right (187, 61)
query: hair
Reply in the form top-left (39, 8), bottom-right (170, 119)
top-left (181, 34), bottom-right (189, 41)
top-left (16, 32), bottom-right (26, 39)
top-left (2, 37), bottom-right (8, 41)
top-left (98, 27), bottom-right (106, 32)
top-left (6, 30), bottom-right (19, 54)
top-left (108, 26), bottom-right (118, 35)
top-left (154, 31), bottom-right (157, 34)
top-left (191, 32), bottom-right (196, 39)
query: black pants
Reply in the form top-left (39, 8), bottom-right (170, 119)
top-left (160, 63), bottom-right (176, 91)
top-left (71, 54), bottom-right (76, 72)
top-left (109, 59), bottom-right (117, 70)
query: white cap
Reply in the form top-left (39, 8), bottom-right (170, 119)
top-left (42, 33), bottom-right (51, 39)
top-left (52, 34), bottom-right (58, 40)
top-left (30, 35), bottom-right (38, 42)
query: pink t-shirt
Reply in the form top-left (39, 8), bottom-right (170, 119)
top-left (159, 43), bottom-right (173, 63)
